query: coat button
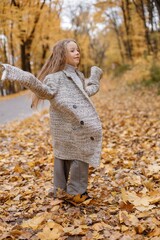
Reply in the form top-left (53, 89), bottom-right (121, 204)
top-left (73, 105), bottom-right (77, 109)
top-left (90, 136), bottom-right (94, 140)
top-left (80, 120), bottom-right (84, 125)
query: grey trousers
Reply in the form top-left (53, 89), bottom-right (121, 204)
top-left (54, 157), bottom-right (89, 196)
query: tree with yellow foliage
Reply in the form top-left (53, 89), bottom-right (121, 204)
top-left (0, 0), bottom-right (65, 94)
top-left (0, 0), bottom-right (64, 72)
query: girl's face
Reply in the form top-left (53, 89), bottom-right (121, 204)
top-left (66, 41), bottom-right (80, 67)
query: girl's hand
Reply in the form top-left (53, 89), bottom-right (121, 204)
top-left (0, 63), bottom-right (33, 83)
top-left (90, 66), bottom-right (103, 79)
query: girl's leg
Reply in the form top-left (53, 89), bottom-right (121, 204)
top-left (67, 160), bottom-right (89, 195)
top-left (54, 157), bottom-right (72, 196)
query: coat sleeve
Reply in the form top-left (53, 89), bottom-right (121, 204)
top-left (84, 66), bottom-right (103, 97)
top-left (0, 63), bottom-right (58, 100)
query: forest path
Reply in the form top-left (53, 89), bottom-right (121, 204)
top-left (0, 92), bottom-right (49, 125)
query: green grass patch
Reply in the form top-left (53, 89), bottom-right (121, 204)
top-left (128, 64), bottom-right (160, 94)
top-left (142, 64), bottom-right (160, 94)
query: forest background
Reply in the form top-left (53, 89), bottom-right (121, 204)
top-left (0, 0), bottom-right (160, 96)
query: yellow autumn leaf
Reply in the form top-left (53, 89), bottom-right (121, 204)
top-left (137, 224), bottom-right (146, 234)
top-left (14, 164), bottom-right (24, 173)
top-left (21, 214), bottom-right (46, 230)
top-left (147, 164), bottom-right (160, 175)
top-left (37, 221), bottom-right (63, 240)
top-left (121, 188), bottom-right (128, 204)
top-left (63, 225), bottom-right (88, 235)
top-left (128, 214), bottom-right (139, 227)
top-left (92, 222), bottom-right (110, 231)
top-left (148, 227), bottom-right (160, 237)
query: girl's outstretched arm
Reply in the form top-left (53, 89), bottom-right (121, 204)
top-left (84, 66), bottom-right (103, 97)
top-left (0, 63), bottom-right (58, 100)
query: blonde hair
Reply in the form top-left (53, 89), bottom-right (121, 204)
top-left (31, 38), bottom-right (78, 108)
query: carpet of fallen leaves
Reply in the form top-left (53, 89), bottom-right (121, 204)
top-left (0, 78), bottom-right (160, 240)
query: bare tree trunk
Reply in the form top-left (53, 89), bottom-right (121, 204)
top-left (121, 0), bottom-right (133, 61)
top-left (10, 20), bottom-right (15, 66)
top-left (3, 39), bottom-right (8, 63)
top-left (0, 83), bottom-right (4, 96)
top-left (147, 0), bottom-right (154, 32)
top-left (147, 0), bottom-right (159, 57)
top-left (1, 4), bottom-right (8, 63)
top-left (106, 10), bottom-right (125, 64)
top-left (11, 0), bottom-right (46, 72)
top-left (41, 44), bottom-right (49, 68)
top-left (153, 0), bottom-right (160, 17)
top-left (20, 40), bottom-right (32, 72)
top-left (133, 0), bottom-right (152, 54)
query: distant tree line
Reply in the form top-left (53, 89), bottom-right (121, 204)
top-left (0, 0), bottom-right (160, 95)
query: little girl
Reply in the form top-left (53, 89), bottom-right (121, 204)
top-left (0, 39), bottom-right (103, 203)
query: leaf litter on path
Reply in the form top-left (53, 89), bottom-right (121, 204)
top-left (0, 79), bottom-right (160, 239)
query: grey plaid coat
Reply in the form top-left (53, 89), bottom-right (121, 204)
top-left (1, 64), bottom-right (103, 167)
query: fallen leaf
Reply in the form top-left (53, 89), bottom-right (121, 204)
top-left (37, 220), bottom-right (64, 240)
top-left (21, 213), bottom-right (46, 230)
